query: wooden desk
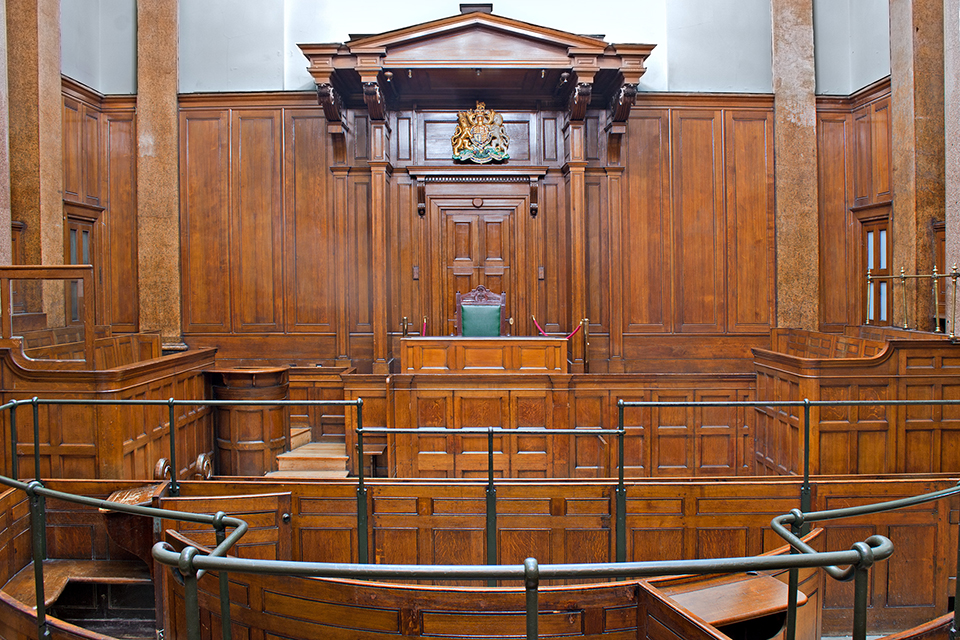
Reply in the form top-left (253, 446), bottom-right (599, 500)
top-left (400, 337), bottom-right (567, 374)
top-left (653, 573), bottom-right (807, 627)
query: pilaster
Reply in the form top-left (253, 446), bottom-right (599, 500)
top-left (771, 0), bottom-right (818, 330)
top-left (943, 0), bottom-right (959, 331)
top-left (137, 0), bottom-right (183, 347)
top-left (890, 0), bottom-right (945, 331)
top-left (6, 0), bottom-right (61, 267)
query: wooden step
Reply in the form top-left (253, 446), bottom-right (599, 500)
top-left (2, 559), bottom-right (151, 608)
top-left (289, 426), bottom-right (312, 449)
top-left (263, 469), bottom-right (351, 479)
top-left (277, 442), bottom-right (348, 472)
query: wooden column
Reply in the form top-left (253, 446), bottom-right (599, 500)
top-left (332, 164), bottom-right (352, 366)
top-left (370, 122), bottom-right (391, 374)
top-left (137, 0), bottom-right (182, 347)
top-left (890, 0), bottom-right (945, 331)
top-left (6, 0), bottom-right (61, 267)
top-left (946, 0), bottom-right (960, 334)
top-left (771, 0), bottom-right (818, 329)
top-left (606, 166), bottom-right (624, 372)
top-left (0, 0), bottom-right (10, 266)
top-left (565, 120), bottom-right (587, 371)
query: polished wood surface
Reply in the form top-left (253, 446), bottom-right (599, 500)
top-left (165, 474), bottom-right (956, 634)
top-left (657, 573), bottom-right (806, 627)
top-left (208, 367), bottom-right (289, 476)
top-left (400, 336), bottom-right (567, 373)
top-left (345, 373), bottom-right (755, 478)
top-left (0, 342), bottom-right (216, 481)
top-left (175, 89), bottom-right (778, 373)
top-left (754, 327), bottom-right (960, 476)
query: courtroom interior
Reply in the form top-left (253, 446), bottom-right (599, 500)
top-left (0, 1), bottom-right (959, 639)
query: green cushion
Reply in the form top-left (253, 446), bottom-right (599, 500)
top-left (461, 305), bottom-right (501, 336)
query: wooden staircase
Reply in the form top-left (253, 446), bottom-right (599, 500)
top-left (266, 437), bottom-right (350, 479)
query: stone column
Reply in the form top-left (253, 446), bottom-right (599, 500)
top-left (137, 0), bottom-right (183, 348)
top-left (889, 0), bottom-right (945, 331)
top-left (0, 0), bottom-right (11, 265)
top-left (6, 0), bottom-right (62, 267)
top-left (771, 0), bottom-right (818, 329)
top-left (945, 0), bottom-right (960, 332)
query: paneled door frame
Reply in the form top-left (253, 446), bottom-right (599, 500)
top-left (422, 188), bottom-right (534, 338)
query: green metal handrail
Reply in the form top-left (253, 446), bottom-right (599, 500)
top-left (1, 460), bottom-right (958, 640)
top-left (147, 479), bottom-right (960, 640)
top-left (0, 396), bottom-right (363, 521)
top-left (0, 474), bottom-right (248, 640)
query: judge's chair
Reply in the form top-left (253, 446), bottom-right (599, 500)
top-left (455, 285), bottom-right (507, 336)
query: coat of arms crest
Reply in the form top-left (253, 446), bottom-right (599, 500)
top-left (451, 102), bottom-right (509, 163)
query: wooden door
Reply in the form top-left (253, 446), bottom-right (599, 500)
top-left (63, 204), bottom-right (103, 326)
top-left (443, 209), bottom-right (513, 333)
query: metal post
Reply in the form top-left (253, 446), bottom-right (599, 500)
top-left (853, 565), bottom-right (869, 640)
top-left (9, 400), bottom-right (17, 480)
top-left (800, 400), bottom-right (811, 535)
top-left (953, 502), bottom-right (960, 640)
top-left (486, 426), bottom-right (497, 586)
top-left (524, 558), bottom-right (539, 640)
top-left (901, 268), bottom-right (909, 329)
top-left (784, 512), bottom-right (804, 640)
top-left (168, 399), bottom-right (179, 496)
top-left (180, 547), bottom-right (201, 640)
top-left (356, 399), bottom-right (368, 564)
top-left (32, 397), bottom-right (41, 481)
top-left (27, 480), bottom-right (49, 639)
top-left (213, 512), bottom-right (232, 640)
top-left (616, 400), bottom-right (626, 562)
top-left (933, 266), bottom-right (942, 332)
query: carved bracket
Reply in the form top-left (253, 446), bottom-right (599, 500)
top-left (609, 83), bottom-right (638, 123)
top-left (529, 177), bottom-right (539, 218)
top-left (417, 179), bottom-right (426, 216)
top-left (363, 82), bottom-right (387, 121)
top-left (316, 83), bottom-right (345, 125)
top-left (568, 82), bottom-right (592, 122)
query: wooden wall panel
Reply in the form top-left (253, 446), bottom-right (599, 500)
top-left (82, 108), bottom-right (101, 206)
top-left (624, 110), bottom-right (670, 333)
top-left (181, 110), bottom-right (232, 333)
top-left (350, 177), bottom-right (373, 335)
top-left (233, 111), bottom-right (283, 332)
top-left (818, 112), bottom-right (854, 332)
top-left (724, 110), bottom-right (774, 332)
top-left (63, 96), bottom-right (83, 201)
top-left (672, 110), bottom-right (724, 333)
top-left (103, 108), bottom-right (138, 332)
top-left (284, 111), bottom-right (332, 333)
top-left (539, 177), bottom-right (566, 333)
top-left (585, 175), bottom-right (605, 332)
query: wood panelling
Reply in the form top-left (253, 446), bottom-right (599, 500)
top-left (165, 474), bottom-right (958, 634)
top-left (61, 80), bottom-right (139, 334)
top-left (0, 343), bottom-right (215, 481)
top-left (817, 80), bottom-right (892, 331)
top-left (176, 94), bottom-right (776, 372)
top-left (181, 110), bottom-right (231, 333)
top-left (356, 373), bottom-right (755, 479)
top-left (754, 327), bottom-right (960, 477)
top-left (673, 110), bottom-right (724, 333)
top-left (233, 111), bottom-right (283, 332)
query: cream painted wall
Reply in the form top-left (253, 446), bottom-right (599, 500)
top-left (59, 1), bottom-right (891, 97)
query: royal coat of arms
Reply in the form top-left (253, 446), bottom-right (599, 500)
top-left (451, 102), bottom-right (509, 163)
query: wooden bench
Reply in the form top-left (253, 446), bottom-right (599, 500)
top-left (2, 559), bottom-right (151, 608)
